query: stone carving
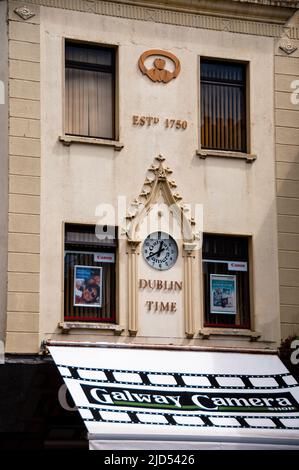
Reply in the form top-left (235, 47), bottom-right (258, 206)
top-left (125, 155), bottom-right (197, 244)
top-left (125, 155), bottom-right (199, 338)
top-left (10, 0), bottom-right (297, 38)
top-left (138, 50), bottom-right (181, 84)
top-left (221, 19), bottom-right (231, 32)
top-left (279, 39), bottom-right (298, 55)
top-left (14, 5), bottom-right (35, 20)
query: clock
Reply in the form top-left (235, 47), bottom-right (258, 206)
top-left (142, 231), bottom-right (178, 271)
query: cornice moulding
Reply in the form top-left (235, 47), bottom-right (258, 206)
top-left (15, 0), bottom-right (299, 38)
top-left (108, 0), bottom-right (298, 23)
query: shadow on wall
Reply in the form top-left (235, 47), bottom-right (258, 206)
top-left (276, 143), bottom-right (299, 342)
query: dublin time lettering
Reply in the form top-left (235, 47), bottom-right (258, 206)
top-left (146, 300), bottom-right (177, 312)
top-left (139, 278), bottom-right (183, 314)
top-left (139, 279), bottom-right (182, 291)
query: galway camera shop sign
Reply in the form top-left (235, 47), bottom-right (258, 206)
top-left (49, 345), bottom-right (299, 447)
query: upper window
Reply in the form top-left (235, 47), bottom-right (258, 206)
top-left (65, 41), bottom-right (116, 140)
top-left (203, 234), bottom-right (251, 329)
top-left (200, 59), bottom-right (247, 152)
top-left (64, 224), bottom-right (117, 323)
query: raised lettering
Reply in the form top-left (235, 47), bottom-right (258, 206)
top-left (153, 395), bottom-right (169, 405)
top-left (211, 397), bottom-right (226, 407)
top-left (225, 398), bottom-right (250, 407)
top-left (174, 281), bottom-right (183, 291)
top-left (132, 393), bottom-right (151, 403)
top-left (167, 395), bottom-right (181, 408)
top-left (146, 301), bottom-right (154, 311)
top-left (139, 279), bottom-right (147, 289)
top-left (191, 394), bottom-right (218, 410)
top-left (248, 398), bottom-right (263, 406)
top-left (111, 391), bottom-right (127, 402)
top-left (262, 398), bottom-right (274, 407)
top-left (276, 397), bottom-right (293, 407)
top-left (90, 388), bottom-right (113, 405)
top-left (160, 302), bottom-right (169, 311)
top-left (146, 116), bottom-right (153, 126)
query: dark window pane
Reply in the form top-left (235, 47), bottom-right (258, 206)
top-left (201, 59), bottom-right (246, 152)
top-left (66, 43), bottom-right (113, 67)
top-left (65, 41), bottom-right (115, 139)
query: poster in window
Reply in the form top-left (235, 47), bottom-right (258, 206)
top-left (210, 274), bottom-right (236, 315)
top-left (73, 265), bottom-right (102, 308)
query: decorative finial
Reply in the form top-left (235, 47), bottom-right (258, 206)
top-left (14, 6), bottom-right (35, 20)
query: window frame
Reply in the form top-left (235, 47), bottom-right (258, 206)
top-left (63, 223), bottom-right (118, 324)
top-left (198, 56), bottom-right (251, 158)
top-left (202, 233), bottom-right (253, 330)
top-left (62, 37), bottom-right (119, 143)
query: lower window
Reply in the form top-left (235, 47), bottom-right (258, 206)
top-left (203, 234), bottom-right (251, 329)
top-left (64, 223), bottom-right (117, 322)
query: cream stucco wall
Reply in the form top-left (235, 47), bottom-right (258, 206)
top-left (39, 5), bottom-right (280, 347)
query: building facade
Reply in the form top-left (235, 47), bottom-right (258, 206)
top-left (0, 0), bottom-right (299, 447)
top-left (275, 6), bottom-right (299, 339)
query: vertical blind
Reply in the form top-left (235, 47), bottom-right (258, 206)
top-left (65, 42), bottom-right (115, 139)
top-left (201, 60), bottom-right (246, 152)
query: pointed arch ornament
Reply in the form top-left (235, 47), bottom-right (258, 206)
top-left (125, 155), bottom-right (201, 337)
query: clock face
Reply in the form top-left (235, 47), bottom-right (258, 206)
top-left (142, 231), bottom-right (178, 271)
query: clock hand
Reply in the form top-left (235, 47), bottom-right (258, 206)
top-left (146, 241), bottom-right (164, 260)
top-left (156, 241), bottom-right (164, 257)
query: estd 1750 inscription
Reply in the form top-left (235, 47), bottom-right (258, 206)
top-left (133, 115), bottom-right (188, 130)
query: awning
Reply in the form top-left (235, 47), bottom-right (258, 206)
top-left (49, 344), bottom-right (299, 450)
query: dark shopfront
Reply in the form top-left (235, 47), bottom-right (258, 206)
top-left (0, 356), bottom-right (88, 449)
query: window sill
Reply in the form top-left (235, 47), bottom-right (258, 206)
top-left (58, 322), bottom-right (124, 335)
top-left (196, 149), bottom-right (256, 163)
top-left (59, 135), bottom-right (124, 151)
top-left (198, 328), bottom-right (261, 341)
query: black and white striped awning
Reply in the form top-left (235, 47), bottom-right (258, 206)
top-left (49, 344), bottom-right (299, 450)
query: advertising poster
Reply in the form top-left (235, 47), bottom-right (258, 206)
top-left (73, 265), bottom-right (102, 308)
top-left (210, 274), bottom-right (236, 314)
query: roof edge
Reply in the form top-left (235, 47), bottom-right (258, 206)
top-left (43, 339), bottom-right (278, 355)
top-left (113, 0), bottom-right (298, 24)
